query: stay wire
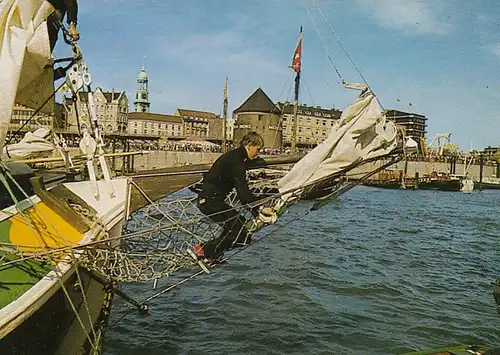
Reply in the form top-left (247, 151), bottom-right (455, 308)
top-left (271, 67), bottom-right (294, 148)
top-left (310, 0), bottom-right (388, 110)
top-left (301, 76), bottom-right (316, 107)
top-left (5, 80), bottom-right (67, 145)
top-left (309, 0), bottom-right (371, 89)
top-left (300, 0), bottom-right (343, 82)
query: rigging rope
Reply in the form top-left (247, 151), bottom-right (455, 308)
top-left (309, 0), bottom-right (371, 89)
top-left (306, 0), bottom-right (389, 111)
top-left (300, 0), bottom-right (343, 82)
top-left (5, 80), bottom-right (67, 145)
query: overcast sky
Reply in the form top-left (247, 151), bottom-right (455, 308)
top-left (54, 0), bottom-right (500, 150)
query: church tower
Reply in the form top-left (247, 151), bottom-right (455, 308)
top-left (134, 65), bottom-right (150, 113)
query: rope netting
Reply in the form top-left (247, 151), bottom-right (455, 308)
top-left (0, 157), bottom-right (394, 285)
top-left (77, 172), bottom-right (315, 282)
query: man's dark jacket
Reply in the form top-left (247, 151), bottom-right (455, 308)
top-left (199, 145), bottom-right (264, 205)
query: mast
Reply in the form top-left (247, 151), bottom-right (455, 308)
top-left (291, 27), bottom-right (302, 154)
top-left (222, 77), bottom-right (228, 153)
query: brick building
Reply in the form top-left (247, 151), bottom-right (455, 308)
top-left (64, 87), bottom-right (128, 134)
top-left (233, 88), bottom-right (281, 149)
top-left (128, 112), bottom-right (183, 138)
top-left (9, 103), bottom-right (54, 134)
top-left (277, 102), bottom-right (341, 147)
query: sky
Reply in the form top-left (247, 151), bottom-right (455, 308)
top-left (54, 0), bottom-right (500, 150)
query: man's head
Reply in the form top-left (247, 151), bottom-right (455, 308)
top-left (240, 132), bottom-right (264, 160)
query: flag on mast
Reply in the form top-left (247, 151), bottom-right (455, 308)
top-left (291, 27), bottom-right (302, 73)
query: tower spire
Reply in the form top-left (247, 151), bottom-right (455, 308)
top-left (134, 64), bottom-right (150, 113)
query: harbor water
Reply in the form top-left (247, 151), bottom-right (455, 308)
top-left (103, 187), bottom-right (500, 354)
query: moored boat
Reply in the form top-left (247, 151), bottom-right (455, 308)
top-left (363, 171), bottom-right (474, 192)
top-left (403, 344), bottom-right (493, 355)
top-left (0, 2), bottom-right (131, 353)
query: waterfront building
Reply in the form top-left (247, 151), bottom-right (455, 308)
top-left (385, 109), bottom-right (427, 142)
top-left (276, 102), bottom-right (341, 147)
top-left (52, 102), bottom-right (68, 132)
top-left (9, 103), bottom-right (54, 134)
top-left (64, 88), bottom-right (129, 134)
top-left (483, 146), bottom-right (500, 160)
top-left (233, 88), bottom-right (281, 149)
top-left (128, 112), bottom-right (183, 138)
top-left (174, 109), bottom-right (217, 139)
top-left (134, 65), bottom-right (150, 113)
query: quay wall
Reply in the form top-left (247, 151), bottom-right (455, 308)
top-left (123, 152), bottom-right (497, 180)
top-left (123, 151), bottom-right (220, 171)
top-left (128, 151), bottom-right (497, 181)
top-left (49, 149), bottom-right (497, 181)
top-left (43, 149), bottom-right (220, 173)
top-left (349, 160), bottom-right (497, 181)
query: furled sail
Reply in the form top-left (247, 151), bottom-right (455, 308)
top-left (0, 0), bottom-right (54, 150)
top-left (278, 82), bottom-right (398, 198)
top-left (2, 127), bottom-right (54, 160)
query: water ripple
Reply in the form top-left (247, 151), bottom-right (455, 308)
top-left (104, 188), bottom-right (500, 355)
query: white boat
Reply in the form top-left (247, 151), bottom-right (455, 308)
top-left (0, 2), bottom-right (130, 353)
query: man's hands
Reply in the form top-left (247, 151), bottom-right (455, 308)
top-left (258, 206), bottom-right (277, 224)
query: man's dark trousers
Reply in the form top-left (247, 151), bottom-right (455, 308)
top-left (197, 197), bottom-right (250, 258)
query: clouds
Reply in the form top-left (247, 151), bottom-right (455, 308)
top-left (485, 43), bottom-right (500, 59)
top-left (355, 0), bottom-right (452, 35)
top-left (163, 30), bottom-right (284, 76)
top-left (67, 0), bottom-right (500, 149)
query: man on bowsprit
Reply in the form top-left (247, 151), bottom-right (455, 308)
top-left (193, 132), bottom-right (268, 261)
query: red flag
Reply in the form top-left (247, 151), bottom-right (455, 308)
top-left (291, 30), bottom-right (302, 73)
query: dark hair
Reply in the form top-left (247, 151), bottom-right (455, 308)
top-left (240, 131), bottom-right (264, 147)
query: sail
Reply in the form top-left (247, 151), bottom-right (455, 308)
top-left (2, 127), bottom-right (54, 160)
top-left (278, 82), bottom-right (398, 197)
top-left (0, 0), bottom-right (54, 150)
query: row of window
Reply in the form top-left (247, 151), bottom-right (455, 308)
top-left (11, 110), bottom-right (47, 116)
top-left (283, 136), bottom-right (317, 142)
top-left (402, 124), bottom-right (425, 130)
top-left (185, 128), bottom-right (207, 135)
top-left (138, 122), bottom-right (182, 130)
top-left (189, 122), bottom-right (208, 127)
top-left (297, 110), bottom-right (334, 118)
top-left (396, 120), bottom-right (426, 126)
top-left (282, 116), bottom-right (335, 126)
top-left (296, 127), bottom-right (329, 135)
top-left (135, 130), bottom-right (182, 136)
top-left (80, 123), bottom-right (114, 132)
top-left (10, 119), bottom-right (51, 125)
top-left (183, 116), bottom-right (209, 122)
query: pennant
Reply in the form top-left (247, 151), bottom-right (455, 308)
top-left (291, 29), bottom-right (302, 73)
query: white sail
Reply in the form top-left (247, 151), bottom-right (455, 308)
top-left (2, 127), bottom-right (54, 160)
top-left (278, 82), bottom-right (398, 197)
top-left (0, 0), bottom-right (54, 151)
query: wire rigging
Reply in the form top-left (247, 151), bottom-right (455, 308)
top-left (300, 0), bottom-right (343, 82)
